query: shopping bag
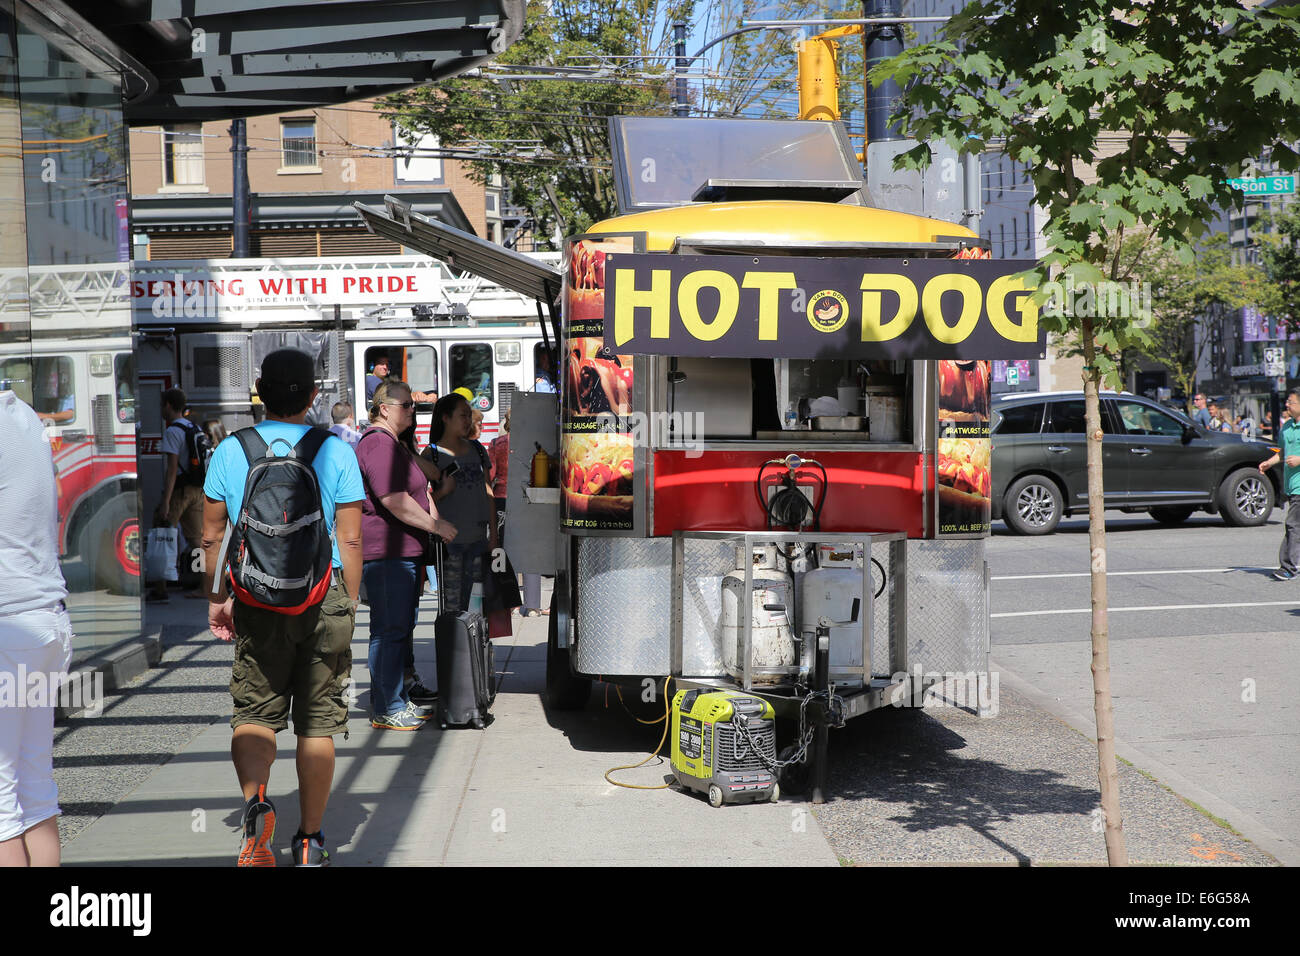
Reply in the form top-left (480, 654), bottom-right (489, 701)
top-left (145, 527), bottom-right (179, 582)
top-left (487, 607), bottom-right (513, 641)
top-left (483, 553), bottom-right (522, 614)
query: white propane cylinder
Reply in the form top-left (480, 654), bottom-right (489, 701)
top-left (800, 544), bottom-right (865, 682)
top-left (721, 550), bottom-right (796, 684)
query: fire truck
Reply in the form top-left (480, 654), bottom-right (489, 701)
top-left (129, 254), bottom-right (558, 520)
top-left (0, 263), bottom-right (140, 595)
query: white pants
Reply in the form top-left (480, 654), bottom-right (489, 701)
top-left (0, 605), bottom-right (73, 841)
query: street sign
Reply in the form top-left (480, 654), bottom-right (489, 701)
top-left (1007, 366), bottom-right (1020, 386)
top-left (1223, 176), bottom-right (1296, 195)
top-left (1264, 346), bottom-right (1285, 377)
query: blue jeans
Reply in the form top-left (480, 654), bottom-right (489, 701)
top-left (363, 559), bottom-right (419, 717)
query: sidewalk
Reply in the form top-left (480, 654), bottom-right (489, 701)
top-left (59, 591), bottom-right (837, 867)
top-left (55, 592), bottom-right (1276, 867)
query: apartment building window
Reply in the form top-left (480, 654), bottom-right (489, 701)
top-left (281, 118), bottom-right (318, 169)
top-left (162, 123), bottom-right (205, 187)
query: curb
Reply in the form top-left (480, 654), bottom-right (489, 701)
top-left (57, 625), bottom-right (163, 720)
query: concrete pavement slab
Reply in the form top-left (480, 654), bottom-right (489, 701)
top-left (993, 632), bottom-right (1299, 865)
top-left (60, 597), bottom-right (838, 867)
top-left (810, 681), bottom-right (1277, 866)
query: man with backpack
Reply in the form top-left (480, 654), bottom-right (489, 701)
top-left (149, 388), bottom-right (211, 601)
top-left (200, 350), bottom-right (364, 867)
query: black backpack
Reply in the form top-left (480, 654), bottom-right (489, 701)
top-left (170, 419), bottom-right (213, 487)
top-left (227, 427), bottom-right (333, 614)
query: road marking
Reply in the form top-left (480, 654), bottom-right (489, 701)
top-left (992, 599), bottom-right (1300, 618)
top-left (1189, 833), bottom-right (1242, 863)
top-left (992, 567), bottom-right (1257, 580)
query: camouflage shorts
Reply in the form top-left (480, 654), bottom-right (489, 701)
top-left (230, 582), bottom-right (355, 737)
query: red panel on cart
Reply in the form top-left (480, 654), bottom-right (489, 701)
top-left (652, 450), bottom-right (925, 538)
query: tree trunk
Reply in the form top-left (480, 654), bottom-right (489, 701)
top-left (1081, 326), bottom-right (1129, 866)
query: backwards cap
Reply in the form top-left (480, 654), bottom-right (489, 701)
top-left (258, 349), bottom-right (315, 405)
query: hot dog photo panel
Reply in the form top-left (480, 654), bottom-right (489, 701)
top-left (937, 359), bottom-right (992, 537)
top-left (563, 235), bottom-right (638, 532)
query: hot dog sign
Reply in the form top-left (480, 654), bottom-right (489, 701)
top-left (604, 254), bottom-right (1045, 360)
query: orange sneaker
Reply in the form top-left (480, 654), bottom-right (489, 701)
top-left (236, 784), bottom-right (277, 867)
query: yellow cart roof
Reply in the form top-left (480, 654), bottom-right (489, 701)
top-left (587, 201), bottom-right (977, 252)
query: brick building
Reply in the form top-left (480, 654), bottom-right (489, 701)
top-left (129, 99), bottom-right (503, 259)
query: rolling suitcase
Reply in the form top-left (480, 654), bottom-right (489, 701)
top-left (434, 611), bottom-right (495, 729)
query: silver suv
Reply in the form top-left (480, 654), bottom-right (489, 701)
top-left (991, 391), bottom-right (1279, 534)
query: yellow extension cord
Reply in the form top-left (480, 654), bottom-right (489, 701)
top-left (603, 677), bottom-right (676, 790)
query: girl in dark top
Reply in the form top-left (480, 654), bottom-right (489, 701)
top-left (423, 393), bottom-right (497, 616)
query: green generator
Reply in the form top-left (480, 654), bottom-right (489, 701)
top-left (671, 689), bottom-right (779, 807)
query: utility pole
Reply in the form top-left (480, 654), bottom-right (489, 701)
top-left (230, 118), bottom-right (250, 258)
top-left (861, 0), bottom-right (904, 145)
top-left (674, 22), bottom-right (688, 118)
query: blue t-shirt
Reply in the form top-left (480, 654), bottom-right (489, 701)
top-left (204, 422), bottom-right (365, 569)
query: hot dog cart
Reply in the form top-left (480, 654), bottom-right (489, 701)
top-left (356, 116), bottom-right (1044, 798)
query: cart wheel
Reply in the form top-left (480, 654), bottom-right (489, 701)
top-left (778, 746), bottom-right (810, 795)
top-left (769, 783), bottom-right (780, 803)
top-left (545, 593), bottom-right (591, 710)
top-left (707, 785), bottom-right (723, 808)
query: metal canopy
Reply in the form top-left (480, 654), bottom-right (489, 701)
top-left (138, 189), bottom-right (473, 234)
top-left (60, 0), bottom-right (525, 123)
top-left (355, 196), bottom-right (563, 305)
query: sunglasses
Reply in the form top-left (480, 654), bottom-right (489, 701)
top-left (384, 400), bottom-right (415, 410)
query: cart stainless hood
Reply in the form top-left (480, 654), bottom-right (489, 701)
top-left (355, 195), bottom-right (563, 306)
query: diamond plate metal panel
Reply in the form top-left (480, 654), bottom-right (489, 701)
top-left (904, 539), bottom-right (988, 675)
top-left (574, 538), bottom-right (672, 675)
top-left (574, 536), bottom-right (986, 680)
top-left (870, 539), bottom-right (904, 676)
top-left (574, 537), bottom-right (738, 677)
top-left (680, 540), bottom-right (736, 676)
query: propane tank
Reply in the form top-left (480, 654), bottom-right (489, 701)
top-left (530, 442), bottom-right (551, 487)
top-left (799, 543), bottom-right (865, 686)
top-left (721, 546), bottom-right (796, 684)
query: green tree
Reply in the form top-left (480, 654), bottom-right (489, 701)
top-left (382, 1), bottom-right (688, 244)
top-left (871, 0), bottom-right (1300, 865)
top-left (382, 1), bottom-right (849, 244)
top-left (1259, 202), bottom-right (1300, 331)
top-left (1135, 233), bottom-right (1279, 409)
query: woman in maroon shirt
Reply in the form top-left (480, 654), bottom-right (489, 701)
top-left (356, 380), bottom-right (457, 730)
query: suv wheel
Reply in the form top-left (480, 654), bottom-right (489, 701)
top-left (1004, 475), bottom-right (1063, 535)
top-left (1219, 468), bottom-right (1274, 527)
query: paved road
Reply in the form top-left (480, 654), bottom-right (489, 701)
top-left (988, 508), bottom-right (1300, 865)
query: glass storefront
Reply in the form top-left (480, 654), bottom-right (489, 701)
top-left (1, 6), bottom-right (140, 661)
